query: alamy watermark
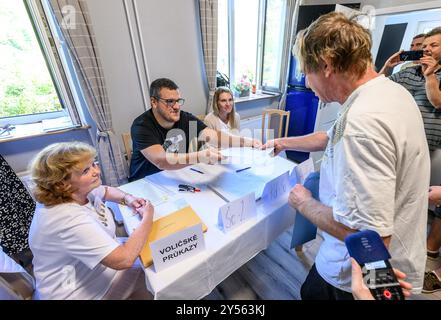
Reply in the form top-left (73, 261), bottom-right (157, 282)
top-left (61, 5), bottom-right (76, 30)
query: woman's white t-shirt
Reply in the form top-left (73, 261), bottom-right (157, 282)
top-left (29, 186), bottom-right (120, 300)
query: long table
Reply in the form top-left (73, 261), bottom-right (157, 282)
top-left (118, 150), bottom-right (297, 299)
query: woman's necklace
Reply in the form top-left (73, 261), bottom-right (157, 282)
top-left (95, 202), bottom-right (108, 227)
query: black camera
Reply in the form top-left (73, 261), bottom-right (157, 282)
top-left (399, 50), bottom-right (423, 61)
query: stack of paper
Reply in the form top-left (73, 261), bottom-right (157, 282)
top-left (220, 147), bottom-right (274, 163)
top-left (120, 178), bottom-right (172, 207)
top-left (208, 171), bottom-right (268, 202)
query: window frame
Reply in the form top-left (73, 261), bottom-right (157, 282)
top-left (219, 0), bottom-right (291, 94)
top-left (260, 0), bottom-right (288, 92)
top-left (0, 0), bottom-right (83, 129)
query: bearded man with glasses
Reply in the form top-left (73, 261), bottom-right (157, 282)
top-left (129, 78), bottom-right (261, 181)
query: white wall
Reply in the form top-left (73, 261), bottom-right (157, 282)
top-left (135, 0), bottom-right (208, 116)
top-left (86, 0), bottom-right (146, 140)
top-left (87, 0), bottom-right (208, 142)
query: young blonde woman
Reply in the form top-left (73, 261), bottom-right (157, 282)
top-left (204, 87), bottom-right (240, 134)
top-left (28, 142), bottom-right (154, 300)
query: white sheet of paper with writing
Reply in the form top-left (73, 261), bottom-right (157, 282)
top-left (209, 171), bottom-right (268, 201)
top-left (261, 171), bottom-right (290, 203)
top-left (218, 192), bottom-right (256, 232)
top-left (289, 157), bottom-right (314, 186)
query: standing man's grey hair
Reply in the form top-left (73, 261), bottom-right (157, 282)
top-left (293, 12), bottom-right (373, 78)
top-left (149, 78), bottom-right (179, 99)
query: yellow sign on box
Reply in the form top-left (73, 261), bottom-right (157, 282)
top-left (139, 206), bottom-right (208, 268)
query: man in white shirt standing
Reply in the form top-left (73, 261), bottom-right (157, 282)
top-left (264, 12), bottom-right (430, 299)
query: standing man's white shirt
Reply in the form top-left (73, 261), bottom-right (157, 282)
top-left (316, 75), bottom-right (430, 293)
top-left (29, 186), bottom-right (119, 300)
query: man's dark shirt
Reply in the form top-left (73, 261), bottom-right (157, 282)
top-left (129, 109), bottom-right (207, 181)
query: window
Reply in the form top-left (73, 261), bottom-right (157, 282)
top-left (418, 19), bottom-right (441, 34)
top-left (0, 0), bottom-right (81, 138)
top-left (217, 0), bottom-right (229, 79)
top-left (217, 0), bottom-right (289, 94)
top-left (261, 0), bottom-right (286, 90)
top-left (232, 0), bottom-right (259, 88)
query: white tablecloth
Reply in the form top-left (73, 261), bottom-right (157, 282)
top-left (118, 151), bottom-right (297, 299)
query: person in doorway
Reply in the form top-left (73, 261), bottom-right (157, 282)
top-left (400, 33), bottom-right (426, 71)
top-left (379, 28), bottom-right (441, 189)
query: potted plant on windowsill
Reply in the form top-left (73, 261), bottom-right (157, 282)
top-left (233, 75), bottom-right (251, 98)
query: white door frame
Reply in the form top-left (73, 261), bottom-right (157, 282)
top-left (374, 0), bottom-right (441, 16)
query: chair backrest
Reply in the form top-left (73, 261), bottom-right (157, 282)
top-left (261, 109), bottom-right (290, 143)
top-left (122, 132), bottom-right (132, 164)
top-left (196, 114), bottom-right (206, 122)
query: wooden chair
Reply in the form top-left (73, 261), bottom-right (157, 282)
top-left (196, 114), bottom-right (206, 121)
top-left (122, 132), bottom-right (132, 164)
top-left (261, 109), bottom-right (290, 143)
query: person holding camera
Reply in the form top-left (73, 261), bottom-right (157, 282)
top-left (380, 28), bottom-right (441, 192)
top-left (381, 33), bottom-right (426, 72)
top-left (379, 28), bottom-right (441, 141)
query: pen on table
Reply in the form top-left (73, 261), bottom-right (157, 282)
top-left (178, 184), bottom-right (201, 192)
top-left (236, 166), bottom-right (251, 173)
top-left (190, 168), bottom-right (204, 174)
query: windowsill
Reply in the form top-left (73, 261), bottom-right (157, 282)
top-left (234, 92), bottom-right (281, 103)
top-left (0, 123), bottom-right (91, 143)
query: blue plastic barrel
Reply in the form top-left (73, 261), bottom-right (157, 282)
top-left (285, 89), bottom-right (319, 163)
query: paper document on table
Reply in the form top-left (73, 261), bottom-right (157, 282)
top-left (220, 147), bottom-right (274, 160)
top-left (209, 171), bottom-right (268, 202)
top-left (120, 179), bottom-right (172, 207)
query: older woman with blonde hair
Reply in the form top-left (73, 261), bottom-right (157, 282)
top-left (204, 87), bottom-right (240, 134)
top-left (28, 142), bottom-right (154, 300)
